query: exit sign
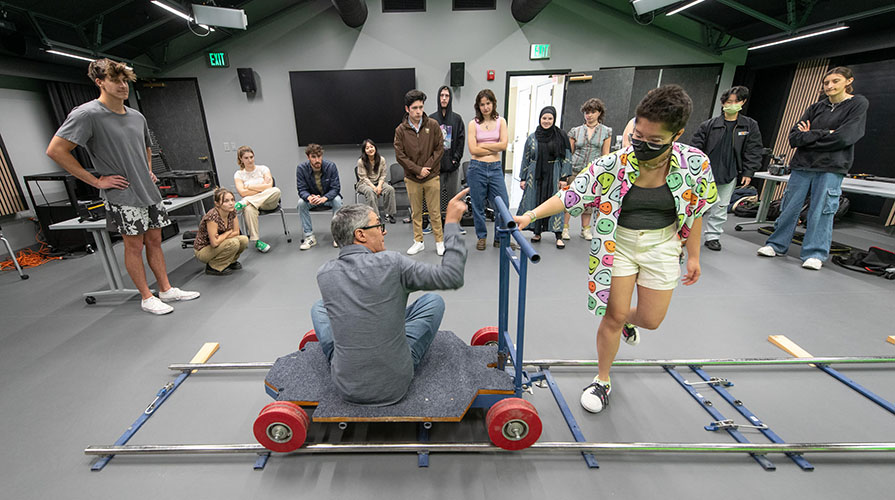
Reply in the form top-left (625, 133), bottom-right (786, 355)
top-left (206, 51), bottom-right (229, 68)
top-left (530, 44), bottom-right (550, 60)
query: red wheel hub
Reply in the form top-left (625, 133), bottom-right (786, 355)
top-left (254, 401), bottom-right (309, 452)
top-left (485, 398), bottom-right (542, 450)
top-left (471, 326), bottom-right (499, 346)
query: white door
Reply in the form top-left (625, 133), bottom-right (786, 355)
top-left (509, 86), bottom-right (531, 206)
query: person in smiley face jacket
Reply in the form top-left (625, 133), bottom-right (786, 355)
top-left (515, 85), bottom-right (717, 415)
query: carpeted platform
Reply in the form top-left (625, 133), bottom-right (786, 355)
top-left (265, 330), bottom-right (515, 421)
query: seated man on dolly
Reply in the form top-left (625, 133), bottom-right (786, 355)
top-left (310, 188), bottom-right (471, 406)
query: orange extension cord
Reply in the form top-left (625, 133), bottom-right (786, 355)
top-left (0, 226), bottom-right (63, 272)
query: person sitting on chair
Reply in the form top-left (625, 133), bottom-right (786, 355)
top-left (194, 188), bottom-right (249, 276)
top-left (355, 139), bottom-right (397, 224)
top-left (310, 188), bottom-right (470, 406)
top-left (296, 143), bottom-right (342, 250)
top-left (233, 145), bottom-right (281, 253)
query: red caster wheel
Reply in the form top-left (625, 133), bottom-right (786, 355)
top-left (299, 329), bottom-right (318, 350)
top-left (254, 401), bottom-right (309, 452)
top-left (471, 326), bottom-right (499, 346)
top-left (485, 398), bottom-right (542, 451)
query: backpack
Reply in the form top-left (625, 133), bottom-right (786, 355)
top-left (728, 186), bottom-right (758, 213)
top-left (734, 199), bottom-right (782, 220)
top-left (832, 246), bottom-right (895, 279)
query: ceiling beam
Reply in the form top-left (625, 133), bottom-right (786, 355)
top-left (796, 0), bottom-right (819, 28)
top-left (99, 17), bottom-right (172, 52)
top-left (78, 0), bottom-right (139, 28)
top-left (786, 0), bottom-right (796, 26)
top-left (715, 0), bottom-right (792, 32)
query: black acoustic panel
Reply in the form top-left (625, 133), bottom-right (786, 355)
top-left (628, 68), bottom-right (661, 121)
top-left (453, 0), bottom-right (496, 10)
top-left (236, 67), bottom-right (256, 93)
top-left (837, 57), bottom-right (895, 178)
top-left (562, 68), bottom-right (635, 147)
top-left (450, 62), bottom-right (464, 87)
top-left (289, 68), bottom-right (416, 146)
top-left (382, 0), bottom-right (425, 12)
top-left (659, 65), bottom-right (723, 145)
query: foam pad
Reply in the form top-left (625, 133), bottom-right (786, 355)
top-left (265, 331), bottom-right (514, 421)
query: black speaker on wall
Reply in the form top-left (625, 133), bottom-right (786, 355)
top-left (450, 62), bottom-right (464, 87)
top-left (237, 68), bottom-right (256, 93)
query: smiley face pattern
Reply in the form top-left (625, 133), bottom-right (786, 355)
top-left (556, 143), bottom-right (717, 316)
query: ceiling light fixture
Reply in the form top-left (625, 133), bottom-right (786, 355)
top-left (748, 25), bottom-right (849, 50)
top-left (151, 1), bottom-right (192, 21)
top-left (666, 0), bottom-right (704, 16)
top-left (46, 49), bottom-right (96, 63)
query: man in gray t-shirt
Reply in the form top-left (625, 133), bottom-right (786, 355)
top-left (46, 58), bottom-right (199, 315)
top-left (311, 188), bottom-right (469, 406)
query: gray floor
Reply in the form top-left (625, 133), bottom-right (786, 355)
top-left (1, 212), bottom-right (894, 500)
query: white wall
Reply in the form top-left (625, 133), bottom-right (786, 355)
top-left (0, 83), bottom-right (66, 250)
top-left (163, 0), bottom-right (744, 208)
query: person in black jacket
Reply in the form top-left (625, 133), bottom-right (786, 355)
top-left (691, 86), bottom-right (763, 251)
top-left (431, 86), bottom-right (466, 229)
top-left (757, 66), bottom-right (868, 270)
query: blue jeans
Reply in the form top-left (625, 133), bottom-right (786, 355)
top-left (765, 169), bottom-right (844, 261)
top-left (297, 195), bottom-right (343, 237)
top-left (310, 293), bottom-right (444, 367)
top-left (703, 180), bottom-right (737, 241)
top-left (467, 160), bottom-right (510, 240)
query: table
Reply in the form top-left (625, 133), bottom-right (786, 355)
top-left (735, 172), bottom-right (895, 232)
top-left (49, 191), bottom-right (214, 304)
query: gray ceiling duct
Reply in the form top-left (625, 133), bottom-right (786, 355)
top-left (332, 0), bottom-right (368, 28)
top-left (511, 0), bottom-right (552, 23)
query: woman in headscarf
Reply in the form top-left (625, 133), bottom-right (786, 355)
top-left (517, 106), bottom-right (572, 248)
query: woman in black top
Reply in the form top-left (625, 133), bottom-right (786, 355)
top-left (758, 66), bottom-right (869, 270)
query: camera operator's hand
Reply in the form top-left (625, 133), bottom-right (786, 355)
top-left (444, 188), bottom-right (470, 224)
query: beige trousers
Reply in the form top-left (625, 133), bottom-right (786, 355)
top-left (405, 175), bottom-right (443, 242)
top-left (241, 187), bottom-right (281, 241)
top-left (195, 235), bottom-right (249, 271)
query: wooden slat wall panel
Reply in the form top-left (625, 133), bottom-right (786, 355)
top-left (0, 137), bottom-right (28, 216)
top-left (769, 59), bottom-right (829, 201)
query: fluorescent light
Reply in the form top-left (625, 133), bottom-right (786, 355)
top-left (151, 1), bottom-right (193, 22)
top-left (46, 49), bottom-right (95, 63)
top-left (748, 25), bottom-right (849, 50)
top-left (666, 0), bottom-right (704, 16)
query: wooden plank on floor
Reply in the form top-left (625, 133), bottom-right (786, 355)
top-left (189, 342), bottom-right (220, 373)
top-left (887, 336), bottom-right (895, 345)
top-left (768, 335), bottom-right (814, 358)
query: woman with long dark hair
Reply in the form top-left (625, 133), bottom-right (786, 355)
top-left (517, 106), bottom-right (572, 248)
top-left (466, 89), bottom-right (511, 251)
top-left (757, 66), bottom-right (868, 270)
top-left (355, 139), bottom-right (396, 223)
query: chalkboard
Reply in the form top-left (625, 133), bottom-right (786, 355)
top-left (562, 68), bottom-right (635, 148)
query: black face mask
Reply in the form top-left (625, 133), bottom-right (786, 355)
top-left (630, 136), bottom-right (672, 162)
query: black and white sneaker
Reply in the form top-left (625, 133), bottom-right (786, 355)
top-left (622, 323), bottom-right (640, 346)
top-left (580, 380), bottom-right (610, 413)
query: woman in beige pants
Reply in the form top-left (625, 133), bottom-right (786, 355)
top-left (234, 146), bottom-right (281, 253)
top-left (194, 188), bottom-right (249, 276)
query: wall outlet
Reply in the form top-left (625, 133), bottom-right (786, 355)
top-left (223, 142), bottom-right (231, 152)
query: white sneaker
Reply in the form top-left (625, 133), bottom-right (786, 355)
top-left (141, 296), bottom-right (173, 315)
top-left (436, 242), bottom-right (445, 256)
top-left (622, 323), bottom-right (640, 346)
top-left (561, 227), bottom-right (570, 240)
top-left (581, 226), bottom-right (593, 240)
top-left (580, 378), bottom-right (610, 413)
top-left (802, 258), bottom-right (823, 270)
top-left (756, 245), bottom-right (778, 257)
top-left (407, 241), bottom-right (425, 255)
top-left (300, 235), bottom-right (317, 250)
top-left (159, 287), bottom-right (200, 302)
top-left (333, 240), bottom-right (339, 248)
top-left (459, 228), bottom-right (467, 235)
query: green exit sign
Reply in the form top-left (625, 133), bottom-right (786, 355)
top-left (530, 44), bottom-right (550, 60)
top-left (206, 51), bottom-right (229, 68)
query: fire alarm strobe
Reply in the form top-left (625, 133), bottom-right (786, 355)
top-left (487, 70), bottom-right (495, 81)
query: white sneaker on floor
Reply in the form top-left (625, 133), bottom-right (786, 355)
top-left (561, 227), bottom-right (570, 240)
top-left (159, 287), bottom-right (200, 302)
top-left (802, 258), bottom-right (823, 270)
top-left (581, 226), bottom-right (593, 240)
top-left (141, 296), bottom-right (174, 315)
top-left (436, 242), bottom-right (445, 256)
top-left (300, 235), bottom-right (317, 250)
top-left (333, 240), bottom-right (339, 248)
top-left (756, 245), bottom-right (778, 257)
top-left (580, 379), bottom-right (611, 413)
top-left (407, 241), bottom-right (425, 255)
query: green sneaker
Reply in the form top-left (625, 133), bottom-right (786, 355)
top-left (234, 201), bottom-right (246, 212)
top-left (255, 240), bottom-right (271, 253)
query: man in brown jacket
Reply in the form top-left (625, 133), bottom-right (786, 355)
top-left (394, 89), bottom-right (445, 256)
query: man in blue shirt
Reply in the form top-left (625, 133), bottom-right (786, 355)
top-left (296, 143), bottom-right (342, 249)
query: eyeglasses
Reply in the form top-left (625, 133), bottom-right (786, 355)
top-left (628, 134), bottom-right (671, 151)
top-left (358, 222), bottom-right (386, 232)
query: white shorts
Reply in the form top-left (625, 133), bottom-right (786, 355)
top-left (611, 223), bottom-right (682, 290)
